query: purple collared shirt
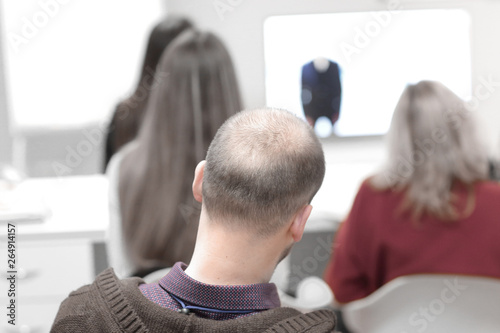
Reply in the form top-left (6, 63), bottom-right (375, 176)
top-left (139, 262), bottom-right (281, 320)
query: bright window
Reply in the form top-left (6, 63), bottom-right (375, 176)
top-left (2, 0), bottom-right (164, 128)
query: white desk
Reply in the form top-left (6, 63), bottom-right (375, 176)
top-left (0, 175), bottom-right (109, 332)
top-left (1, 175), bottom-right (109, 241)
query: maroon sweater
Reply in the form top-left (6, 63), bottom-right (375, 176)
top-left (325, 179), bottom-right (500, 303)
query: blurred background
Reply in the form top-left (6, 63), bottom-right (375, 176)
top-left (1, 0), bottom-right (500, 330)
top-left (2, 0), bottom-right (499, 221)
top-left (1, 0), bottom-right (500, 177)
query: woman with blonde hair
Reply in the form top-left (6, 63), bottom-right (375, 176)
top-left (107, 29), bottom-right (242, 278)
top-left (324, 81), bottom-right (500, 303)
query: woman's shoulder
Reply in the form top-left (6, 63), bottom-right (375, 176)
top-left (107, 140), bottom-right (140, 183)
top-left (349, 177), bottom-right (407, 216)
top-left (359, 176), bottom-right (401, 195)
top-left (475, 180), bottom-right (500, 195)
top-left (108, 141), bottom-right (139, 169)
top-left (119, 140), bottom-right (140, 157)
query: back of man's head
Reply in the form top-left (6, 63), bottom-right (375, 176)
top-left (202, 108), bottom-right (325, 236)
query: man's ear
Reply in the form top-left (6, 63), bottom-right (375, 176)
top-left (192, 160), bottom-right (206, 203)
top-left (290, 204), bottom-right (313, 242)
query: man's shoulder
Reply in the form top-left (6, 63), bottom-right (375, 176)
top-left (50, 279), bottom-right (99, 332)
top-left (264, 308), bottom-right (337, 333)
top-left (50, 268), bottom-right (143, 332)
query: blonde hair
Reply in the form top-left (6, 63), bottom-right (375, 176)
top-left (371, 81), bottom-right (488, 220)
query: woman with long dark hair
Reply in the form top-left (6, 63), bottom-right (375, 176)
top-left (104, 17), bottom-right (193, 170)
top-left (107, 29), bottom-right (242, 278)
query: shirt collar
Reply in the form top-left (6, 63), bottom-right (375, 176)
top-left (159, 262), bottom-right (281, 311)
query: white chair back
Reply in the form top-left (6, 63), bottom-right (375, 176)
top-left (342, 274), bottom-right (500, 333)
top-left (279, 276), bottom-right (334, 311)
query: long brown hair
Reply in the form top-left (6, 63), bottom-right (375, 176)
top-left (371, 81), bottom-right (489, 220)
top-left (119, 30), bottom-right (242, 272)
top-left (104, 17), bottom-right (193, 169)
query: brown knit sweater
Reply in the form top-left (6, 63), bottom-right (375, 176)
top-left (50, 268), bottom-right (336, 332)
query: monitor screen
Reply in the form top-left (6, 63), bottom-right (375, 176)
top-left (264, 9), bottom-right (472, 137)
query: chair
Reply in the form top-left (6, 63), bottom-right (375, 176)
top-left (278, 276), bottom-right (334, 312)
top-left (271, 214), bottom-right (340, 311)
top-left (341, 274), bottom-right (500, 333)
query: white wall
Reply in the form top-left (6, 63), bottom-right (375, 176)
top-left (0, 2), bottom-right (12, 164)
top-left (0, 0), bottom-right (165, 175)
top-left (2, 0), bottom-right (164, 128)
top-left (165, 0), bottom-right (500, 219)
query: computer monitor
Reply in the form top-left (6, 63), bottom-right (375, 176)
top-left (264, 9), bottom-right (472, 137)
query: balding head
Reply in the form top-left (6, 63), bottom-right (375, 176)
top-left (202, 108), bottom-right (325, 236)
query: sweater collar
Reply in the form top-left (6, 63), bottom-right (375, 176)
top-left (96, 268), bottom-right (336, 333)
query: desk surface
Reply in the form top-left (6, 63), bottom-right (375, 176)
top-left (0, 175), bottom-right (109, 241)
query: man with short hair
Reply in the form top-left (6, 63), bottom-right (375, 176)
top-left (51, 108), bottom-right (336, 332)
